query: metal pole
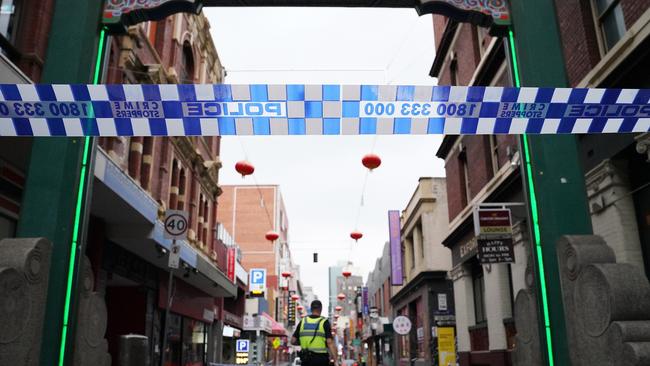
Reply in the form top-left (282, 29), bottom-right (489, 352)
top-left (160, 239), bottom-right (175, 366)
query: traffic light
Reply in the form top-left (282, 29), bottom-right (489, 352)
top-left (251, 341), bottom-right (258, 363)
top-left (313, 252), bottom-right (318, 262)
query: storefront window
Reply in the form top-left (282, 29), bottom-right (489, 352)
top-left (0, 214), bottom-right (16, 240)
top-left (163, 314), bottom-right (182, 366)
top-left (161, 315), bottom-right (207, 366)
top-left (472, 261), bottom-right (486, 324)
top-left (397, 308), bottom-right (409, 359)
top-left (183, 319), bottom-right (207, 366)
top-left (415, 298), bottom-right (424, 358)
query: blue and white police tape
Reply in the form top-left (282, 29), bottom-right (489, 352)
top-left (0, 84), bottom-right (648, 136)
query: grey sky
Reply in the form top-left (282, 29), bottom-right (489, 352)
top-left (205, 7), bottom-right (445, 310)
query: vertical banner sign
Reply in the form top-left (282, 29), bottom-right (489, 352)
top-left (288, 291), bottom-right (296, 326)
top-left (438, 327), bottom-right (456, 366)
top-left (388, 210), bottom-right (403, 286)
top-left (362, 287), bottom-right (369, 316)
top-left (227, 247), bottom-right (236, 283)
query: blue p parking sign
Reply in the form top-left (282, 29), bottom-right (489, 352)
top-left (249, 268), bottom-right (266, 292)
top-left (236, 339), bottom-right (250, 353)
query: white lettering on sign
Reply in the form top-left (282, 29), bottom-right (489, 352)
top-left (111, 101), bottom-right (164, 118)
top-left (168, 243), bottom-right (181, 269)
top-left (0, 101), bottom-right (94, 118)
top-left (182, 102), bottom-right (287, 117)
top-left (360, 101), bottom-right (481, 118)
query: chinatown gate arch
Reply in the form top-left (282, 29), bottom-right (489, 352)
top-left (5, 1), bottom-right (649, 366)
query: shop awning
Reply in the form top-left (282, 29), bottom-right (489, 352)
top-left (262, 313), bottom-right (288, 337)
top-left (92, 148), bottom-right (237, 298)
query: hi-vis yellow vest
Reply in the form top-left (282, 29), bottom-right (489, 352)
top-left (299, 316), bottom-right (327, 353)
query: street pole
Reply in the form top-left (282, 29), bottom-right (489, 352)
top-left (508, 1), bottom-right (594, 365)
top-left (15, 1), bottom-right (104, 365)
top-left (160, 239), bottom-right (176, 366)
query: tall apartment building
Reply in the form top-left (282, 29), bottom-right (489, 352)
top-left (328, 262), bottom-right (344, 317)
top-left (217, 185), bottom-right (291, 321)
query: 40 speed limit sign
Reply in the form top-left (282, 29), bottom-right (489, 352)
top-left (164, 210), bottom-right (189, 240)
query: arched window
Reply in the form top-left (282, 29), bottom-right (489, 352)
top-left (169, 159), bottom-right (179, 209)
top-left (178, 168), bottom-right (186, 210)
top-left (179, 42), bottom-right (194, 83)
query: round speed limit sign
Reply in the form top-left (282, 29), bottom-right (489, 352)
top-left (164, 210), bottom-right (189, 239)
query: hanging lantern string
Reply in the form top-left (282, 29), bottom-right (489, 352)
top-left (237, 136), bottom-right (275, 231)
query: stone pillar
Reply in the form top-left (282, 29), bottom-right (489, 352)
top-left (585, 159), bottom-right (645, 272)
top-left (556, 235), bottom-right (650, 366)
top-left (449, 264), bottom-right (474, 353)
top-left (0, 238), bottom-right (52, 366)
top-left (483, 263), bottom-right (512, 351)
top-left (72, 256), bottom-right (111, 366)
top-left (511, 220), bottom-right (542, 366)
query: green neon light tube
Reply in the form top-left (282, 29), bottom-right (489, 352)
top-left (509, 29), bottom-right (554, 366)
top-left (58, 28), bottom-right (105, 366)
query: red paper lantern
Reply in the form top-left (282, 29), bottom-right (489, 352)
top-left (362, 154), bottom-right (381, 171)
top-left (235, 160), bottom-right (255, 177)
top-left (281, 271), bottom-right (292, 278)
top-left (297, 305), bottom-right (304, 311)
top-left (337, 293), bottom-right (346, 301)
top-left (350, 231), bottom-right (363, 241)
top-left (334, 314), bottom-right (339, 319)
top-left (342, 270), bottom-right (352, 278)
top-left (291, 294), bottom-right (300, 301)
top-left (265, 230), bottom-right (279, 242)
top-left (335, 306), bottom-right (343, 312)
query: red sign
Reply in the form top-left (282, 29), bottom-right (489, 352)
top-left (227, 247), bottom-right (236, 282)
top-left (475, 209), bottom-right (512, 235)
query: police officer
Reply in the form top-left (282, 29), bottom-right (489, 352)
top-left (292, 300), bottom-right (339, 366)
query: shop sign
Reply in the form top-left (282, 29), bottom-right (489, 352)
top-left (224, 310), bottom-right (243, 328)
top-left (459, 237), bottom-right (478, 262)
top-left (437, 293), bottom-right (448, 312)
top-left (287, 291), bottom-right (296, 326)
top-left (393, 316), bottom-right (412, 335)
top-left (437, 327), bottom-right (456, 366)
top-left (227, 247), bottom-right (236, 282)
top-left (388, 210), bottom-right (403, 286)
top-left (362, 287), bottom-right (369, 316)
top-left (478, 237), bottom-right (514, 264)
top-left (235, 351), bottom-right (249, 365)
top-left (474, 208), bottom-right (512, 236)
top-left (416, 327), bottom-right (424, 340)
top-left (102, 0), bottom-right (203, 33)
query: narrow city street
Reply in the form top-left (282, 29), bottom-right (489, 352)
top-left (1, 1), bottom-right (650, 366)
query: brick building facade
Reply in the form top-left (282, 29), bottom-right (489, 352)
top-left (432, 13), bottom-right (526, 365)
top-left (217, 185), bottom-right (292, 322)
top-left (1, 4), bottom-right (239, 365)
top-left (432, 2), bottom-right (650, 366)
